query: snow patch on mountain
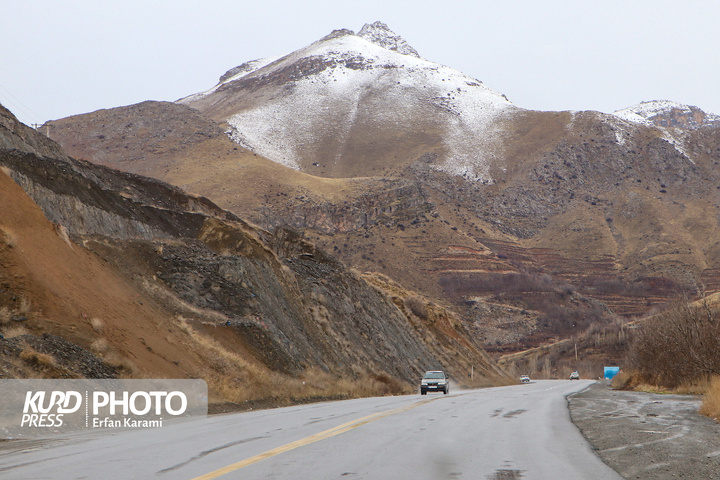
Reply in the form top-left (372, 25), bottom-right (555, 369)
top-left (182, 23), bottom-right (516, 181)
top-left (615, 100), bottom-right (686, 121)
top-left (614, 100), bottom-right (720, 128)
top-left (223, 30), bottom-right (513, 179)
top-left (613, 108), bottom-right (654, 127)
top-left (177, 56), bottom-right (281, 104)
top-left (605, 104), bottom-right (696, 163)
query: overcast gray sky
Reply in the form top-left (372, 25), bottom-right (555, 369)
top-left (2, 0), bottom-right (719, 127)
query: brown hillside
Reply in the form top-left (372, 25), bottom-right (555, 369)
top-left (0, 168), bottom-right (193, 379)
top-left (2, 103), bottom-right (507, 404)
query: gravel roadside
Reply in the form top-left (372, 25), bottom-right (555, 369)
top-left (568, 382), bottom-right (720, 479)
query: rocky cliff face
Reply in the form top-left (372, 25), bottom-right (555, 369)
top-left (0, 104), bottom-right (504, 396)
top-left (258, 180), bottom-right (432, 233)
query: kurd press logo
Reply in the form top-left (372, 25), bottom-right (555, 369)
top-left (1, 379), bottom-right (207, 439)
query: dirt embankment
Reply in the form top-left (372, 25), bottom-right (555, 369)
top-left (568, 382), bottom-right (720, 480)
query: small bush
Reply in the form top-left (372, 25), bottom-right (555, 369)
top-left (700, 376), bottom-right (720, 422)
top-left (2, 326), bottom-right (28, 338)
top-left (630, 298), bottom-right (720, 388)
top-left (1, 227), bottom-right (17, 248)
top-left (91, 338), bottom-right (109, 354)
top-left (90, 318), bottom-right (104, 334)
top-left (17, 296), bottom-right (31, 314)
top-left (20, 348), bottom-right (57, 370)
top-left (0, 306), bottom-right (11, 324)
top-left (404, 296), bottom-right (428, 320)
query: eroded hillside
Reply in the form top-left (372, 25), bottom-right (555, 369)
top-left (0, 104), bottom-right (507, 406)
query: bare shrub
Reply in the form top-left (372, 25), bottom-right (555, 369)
top-left (20, 348), bottom-right (57, 370)
top-left (404, 295), bottom-right (428, 320)
top-left (102, 352), bottom-right (138, 376)
top-left (367, 372), bottom-right (407, 396)
top-left (611, 371), bottom-right (635, 390)
top-left (1, 227), bottom-right (18, 248)
top-left (630, 298), bottom-right (720, 388)
top-left (0, 306), bottom-right (11, 324)
top-left (90, 318), bottom-right (104, 334)
top-left (2, 326), bottom-right (28, 338)
top-left (700, 375), bottom-right (720, 421)
top-left (91, 338), bottom-right (109, 354)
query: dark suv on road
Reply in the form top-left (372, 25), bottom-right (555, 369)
top-left (420, 370), bottom-right (449, 395)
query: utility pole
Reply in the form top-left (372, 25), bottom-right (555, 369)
top-left (31, 123), bottom-right (51, 138)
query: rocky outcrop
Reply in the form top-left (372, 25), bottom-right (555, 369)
top-left (0, 149), bottom-right (229, 241)
top-left (615, 101), bottom-right (720, 129)
top-left (357, 21), bottom-right (421, 57)
top-left (260, 181), bottom-right (433, 233)
top-left (0, 103), bottom-right (68, 159)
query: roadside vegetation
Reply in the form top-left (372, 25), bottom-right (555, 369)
top-left (699, 376), bottom-right (720, 421)
top-left (175, 316), bottom-right (412, 410)
top-left (618, 295), bottom-right (720, 421)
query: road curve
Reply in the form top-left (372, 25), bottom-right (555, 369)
top-left (0, 380), bottom-right (620, 479)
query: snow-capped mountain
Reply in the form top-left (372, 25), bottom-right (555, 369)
top-left (178, 21), bottom-right (519, 182)
top-left (614, 100), bottom-right (720, 129)
top-left (44, 21), bottom-right (720, 348)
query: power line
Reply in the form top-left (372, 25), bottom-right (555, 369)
top-left (0, 81), bottom-right (45, 125)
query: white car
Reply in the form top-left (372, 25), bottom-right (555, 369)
top-left (520, 375), bottom-right (530, 383)
top-left (570, 371), bottom-right (580, 380)
top-left (420, 370), bottom-right (449, 395)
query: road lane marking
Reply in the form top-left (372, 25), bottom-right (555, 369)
top-left (190, 397), bottom-right (440, 480)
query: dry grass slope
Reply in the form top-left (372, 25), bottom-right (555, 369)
top-left (700, 376), bottom-right (720, 422)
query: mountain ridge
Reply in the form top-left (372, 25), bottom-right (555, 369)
top-left (43, 22), bottom-right (720, 362)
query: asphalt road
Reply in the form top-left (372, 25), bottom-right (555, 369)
top-left (0, 380), bottom-right (620, 480)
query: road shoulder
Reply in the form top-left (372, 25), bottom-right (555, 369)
top-left (568, 382), bottom-right (720, 479)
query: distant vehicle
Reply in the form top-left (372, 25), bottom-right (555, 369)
top-left (570, 371), bottom-right (580, 380)
top-left (520, 375), bottom-right (530, 383)
top-left (420, 370), bottom-right (449, 395)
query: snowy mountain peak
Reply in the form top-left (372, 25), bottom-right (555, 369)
top-left (357, 21), bottom-right (420, 58)
top-left (614, 100), bottom-right (720, 129)
top-left (179, 21), bottom-right (516, 181)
